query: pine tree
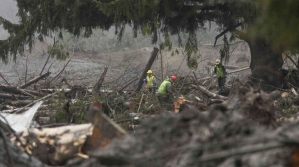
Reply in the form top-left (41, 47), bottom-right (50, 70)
top-left (0, 0), bottom-right (298, 89)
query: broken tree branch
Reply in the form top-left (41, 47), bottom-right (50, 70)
top-left (193, 72), bottom-right (228, 100)
top-left (93, 67), bottom-right (108, 95)
top-left (0, 86), bottom-right (44, 97)
top-left (20, 72), bottom-right (51, 89)
top-left (135, 47), bottom-right (159, 91)
top-left (214, 22), bottom-right (243, 47)
top-left (0, 73), bottom-right (11, 86)
top-left (0, 93), bottom-right (30, 100)
top-left (199, 67), bottom-right (250, 82)
top-left (51, 59), bottom-right (71, 83)
top-left (40, 37), bottom-right (55, 75)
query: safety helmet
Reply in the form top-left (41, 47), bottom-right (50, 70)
top-left (215, 59), bottom-right (220, 65)
top-left (170, 75), bottom-right (177, 82)
top-left (147, 70), bottom-right (153, 74)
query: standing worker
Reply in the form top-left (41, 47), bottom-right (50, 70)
top-left (213, 59), bottom-right (227, 90)
top-left (143, 70), bottom-right (157, 94)
top-left (157, 75), bottom-right (177, 107)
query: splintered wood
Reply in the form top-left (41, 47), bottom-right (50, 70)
top-left (174, 96), bottom-right (207, 113)
top-left (84, 112), bottom-right (126, 151)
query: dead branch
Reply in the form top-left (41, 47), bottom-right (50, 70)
top-left (197, 141), bottom-right (283, 162)
top-left (191, 84), bottom-right (228, 100)
top-left (117, 76), bottom-right (138, 93)
top-left (207, 61), bottom-right (240, 70)
top-left (0, 93), bottom-right (30, 100)
top-left (2, 92), bottom-right (58, 114)
top-left (51, 59), bottom-right (71, 83)
top-left (25, 54), bottom-right (28, 84)
top-left (199, 67), bottom-right (250, 82)
top-left (0, 73), bottom-right (11, 86)
top-left (93, 67), bottom-right (108, 95)
top-left (0, 86), bottom-right (44, 97)
top-left (193, 72), bottom-right (228, 100)
top-left (40, 38), bottom-right (55, 75)
top-left (20, 72), bottom-right (51, 89)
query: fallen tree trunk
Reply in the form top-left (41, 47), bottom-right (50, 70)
top-left (207, 62), bottom-right (240, 70)
top-left (0, 93), bottom-right (31, 100)
top-left (0, 129), bottom-right (44, 167)
top-left (135, 47), bottom-right (159, 91)
top-left (10, 124), bottom-right (93, 166)
top-left (20, 72), bottom-right (51, 89)
top-left (192, 72), bottom-right (228, 100)
top-left (199, 67), bottom-right (250, 82)
top-left (0, 86), bottom-right (44, 97)
top-left (191, 84), bottom-right (228, 100)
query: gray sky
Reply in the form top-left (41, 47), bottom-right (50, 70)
top-left (0, 0), bottom-right (18, 40)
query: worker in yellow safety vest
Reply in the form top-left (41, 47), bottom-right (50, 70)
top-left (143, 70), bottom-right (157, 93)
top-left (213, 59), bottom-right (227, 90)
top-left (157, 75), bottom-right (177, 106)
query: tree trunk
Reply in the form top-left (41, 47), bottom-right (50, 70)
top-left (247, 37), bottom-right (284, 91)
top-left (235, 31), bottom-right (284, 91)
top-left (135, 47), bottom-right (159, 91)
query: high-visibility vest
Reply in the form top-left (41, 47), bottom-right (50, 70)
top-left (146, 76), bottom-right (155, 87)
top-left (215, 65), bottom-right (224, 77)
top-left (158, 80), bottom-right (171, 94)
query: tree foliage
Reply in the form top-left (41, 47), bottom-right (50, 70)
top-left (252, 0), bottom-right (299, 52)
top-left (1, 0), bottom-right (299, 64)
top-left (0, 0), bottom-right (259, 61)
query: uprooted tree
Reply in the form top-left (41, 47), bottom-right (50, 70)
top-left (0, 0), bottom-right (298, 90)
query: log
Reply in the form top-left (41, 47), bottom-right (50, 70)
top-left (10, 124), bottom-right (93, 166)
top-left (192, 72), bottom-right (228, 100)
top-left (198, 67), bottom-right (250, 82)
top-left (207, 62), bottom-right (240, 70)
top-left (0, 129), bottom-right (44, 167)
top-left (135, 47), bottom-right (159, 91)
top-left (191, 84), bottom-right (228, 100)
top-left (0, 93), bottom-right (30, 100)
top-left (0, 86), bottom-right (44, 97)
top-left (2, 92), bottom-right (58, 113)
top-left (20, 72), bottom-right (51, 89)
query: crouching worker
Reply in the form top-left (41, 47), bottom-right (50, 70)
top-left (143, 70), bottom-right (157, 94)
top-left (157, 75), bottom-right (177, 108)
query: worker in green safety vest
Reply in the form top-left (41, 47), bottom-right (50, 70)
top-left (157, 75), bottom-right (177, 106)
top-left (213, 59), bottom-right (227, 90)
top-left (143, 70), bottom-right (157, 94)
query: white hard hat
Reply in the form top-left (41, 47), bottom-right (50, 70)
top-left (216, 59), bottom-right (220, 63)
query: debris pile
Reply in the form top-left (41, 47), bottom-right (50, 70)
top-left (0, 67), bottom-right (298, 167)
top-left (65, 82), bottom-right (298, 167)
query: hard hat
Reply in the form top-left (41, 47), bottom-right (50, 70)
top-left (215, 59), bottom-right (220, 64)
top-left (170, 75), bottom-right (177, 82)
top-left (147, 70), bottom-right (153, 74)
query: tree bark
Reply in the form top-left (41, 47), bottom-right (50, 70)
top-left (20, 72), bottom-right (51, 89)
top-left (135, 47), bottom-right (159, 91)
top-left (235, 31), bottom-right (284, 91)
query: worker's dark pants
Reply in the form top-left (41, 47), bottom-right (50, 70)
top-left (218, 77), bottom-right (226, 89)
top-left (157, 94), bottom-right (173, 109)
top-left (148, 87), bottom-right (156, 94)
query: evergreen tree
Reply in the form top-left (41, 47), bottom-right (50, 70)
top-left (0, 0), bottom-right (298, 89)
